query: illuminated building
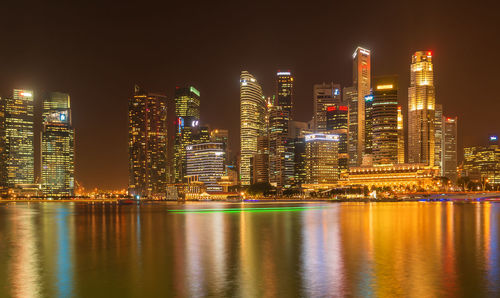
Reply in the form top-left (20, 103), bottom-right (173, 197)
top-left (371, 76), bottom-right (399, 166)
top-left (344, 164), bottom-right (439, 190)
top-left (3, 89), bottom-right (35, 188)
top-left (210, 128), bottom-right (229, 157)
top-left (313, 82), bottom-right (341, 132)
top-left (251, 135), bottom-right (269, 184)
top-left (240, 71), bottom-right (266, 185)
top-left (434, 104), bottom-right (443, 171)
top-left (269, 71), bottom-right (294, 188)
top-left (326, 104), bottom-right (348, 173)
top-left (186, 143), bottom-right (225, 192)
top-left (397, 106), bottom-right (405, 163)
top-left (442, 116), bottom-right (458, 182)
top-left (304, 134), bottom-right (340, 187)
top-left (348, 46), bottom-right (371, 167)
top-left (464, 137), bottom-right (499, 186)
top-left (364, 94), bottom-right (374, 157)
top-left (128, 85), bottom-right (168, 198)
top-left (41, 92), bottom-right (74, 196)
top-left (289, 121), bottom-right (310, 187)
top-left (173, 86), bottom-right (201, 182)
top-left (0, 97), bottom-right (6, 196)
top-left (408, 51), bottom-right (435, 166)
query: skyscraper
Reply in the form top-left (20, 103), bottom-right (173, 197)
top-left (0, 97), bottom-right (6, 196)
top-left (408, 51), bottom-right (436, 166)
top-left (397, 106), bottom-right (405, 163)
top-left (128, 85), bottom-right (168, 198)
top-left (313, 82), bottom-right (341, 132)
top-left (173, 86), bottom-right (201, 182)
top-left (435, 104), bottom-right (443, 172)
top-left (326, 104), bottom-right (348, 172)
top-left (371, 76), bottom-right (399, 166)
top-left (240, 71), bottom-right (266, 185)
top-left (348, 46), bottom-right (371, 166)
top-left (41, 92), bottom-right (75, 196)
top-left (269, 71), bottom-right (295, 188)
top-left (442, 116), bottom-right (458, 182)
top-left (364, 94), bottom-right (374, 159)
top-left (4, 89), bottom-right (34, 188)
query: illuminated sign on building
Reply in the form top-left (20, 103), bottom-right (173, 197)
top-left (277, 71), bottom-right (291, 76)
top-left (189, 86), bottom-right (200, 97)
top-left (305, 134), bottom-right (340, 142)
top-left (490, 135), bottom-right (498, 141)
top-left (376, 84), bottom-right (394, 90)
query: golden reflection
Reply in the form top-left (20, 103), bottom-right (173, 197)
top-left (9, 206), bottom-right (41, 297)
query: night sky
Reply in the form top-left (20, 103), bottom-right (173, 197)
top-left (1, 1), bottom-right (499, 190)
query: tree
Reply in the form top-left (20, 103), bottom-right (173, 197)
top-left (247, 182), bottom-right (274, 196)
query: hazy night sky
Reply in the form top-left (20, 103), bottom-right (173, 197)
top-left (1, 1), bottom-right (499, 189)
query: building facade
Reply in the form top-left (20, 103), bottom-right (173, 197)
top-left (41, 92), bottom-right (75, 196)
top-left (304, 133), bottom-right (340, 186)
top-left (397, 106), bottom-right (405, 163)
top-left (348, 47), bottom-right (371, 167)
top-left (434, 104), bottom-right (443, 172)
top-left (463, 137), bottom-right (499, 187)
top-left (3, 89), bottom-right (35, 188)
top-left (313, 82), bottom-right (341, 132)
top-left (128, 85), bottom-right (168, 198)
top-left (173, 86), bottom-right (201, 182)
top-left (408, 51), bottom-right (436, 166)
top-left (251, 135), bottom-right (269, 184)
top-left (240, 71), bottom-right (266, 185)
top-left (442, 116), bottom-right (458, 182)
top-left (186, 142), bottom-right (225, 192)
top-left (371, 76), bottom-right (399, 166)
top-left (326, 104), bottom-right (348, 173)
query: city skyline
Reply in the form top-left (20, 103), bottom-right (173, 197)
top-left (1, 1), bottom-right (499, 189)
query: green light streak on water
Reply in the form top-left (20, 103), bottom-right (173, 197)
top-left (169, 206), bottom-right (326, 214)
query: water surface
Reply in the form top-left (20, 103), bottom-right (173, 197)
top-left (0, 201), bottom-right (499, 297)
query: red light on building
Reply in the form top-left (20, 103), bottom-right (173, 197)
top-left (427, 51), bottom-right (432, 56)
top-left (327, 106), bottom-right (336, 111)
top-left (338, 106), bottom-right (348, 111)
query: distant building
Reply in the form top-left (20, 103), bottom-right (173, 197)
top-left (186, 143), bottom-right (225, 192)
top-left (173, 86), bottom-right (201, 182)
top-left (343, 164), bottom-right (439, 190)
top-left (0, 97), bottom-right (6, 196)
top-left (434, 104), bottom-right (443, 172)
top-left (269, 71), bottom-right (294, 188)
top-left (304, 133), bottom-right (340, 186)
top-left (128, 85), bottom-right (168, 198)
top-left (442, 116), bottom-right (458, 182)
top-left (240, 71), bottom-right (266, 185)
top-left (41, 92), bottom-right (75, 196)
top-left (313, 82), bottom-right (341, 132)
top-left (3, 89), bottom-right (35, 188)
top-left (210, 128), bottom-right (229, 159)
top-left (364, 94), bottom-right (374, 157)
top-left (464, 137), bottom-right (499, 187)
top-left (251, 135), bottom-right (269, 184)
top-left (347, 46), bottom-right (371, 167)
top-left (326, 104), bottom-right (348, 173)
top-left (408, 51), bottom-right (436, 166)
top-left (397, 106), bottom-right (405, 163)
top-left (371, 76), bottom-right (399, 166)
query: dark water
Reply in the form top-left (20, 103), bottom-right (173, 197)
top-left (0, 201), bottom-right (499, 297)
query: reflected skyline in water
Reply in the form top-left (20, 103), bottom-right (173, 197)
top-left (1, 202), bottom-right (500, 297)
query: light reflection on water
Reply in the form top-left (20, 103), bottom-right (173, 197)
top-left (0, 202), bottom-right (500, 297)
